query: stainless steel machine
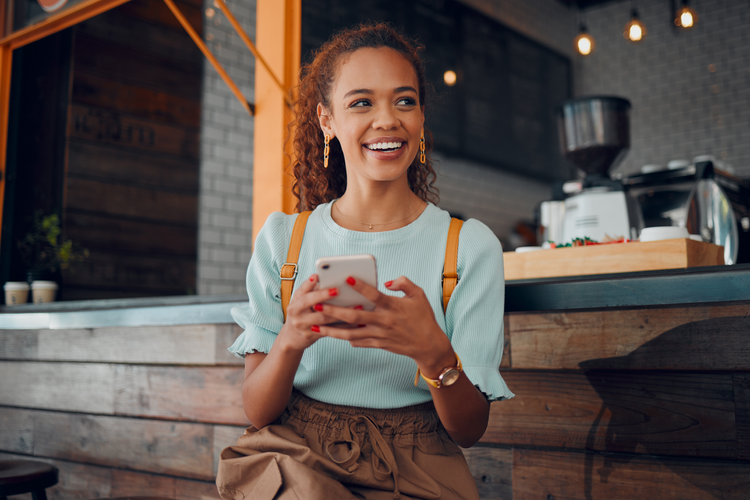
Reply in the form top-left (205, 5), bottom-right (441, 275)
top-left (623, 161), bottom-right (750, 265)
top-left (555, 96), bottom-right (643, 243)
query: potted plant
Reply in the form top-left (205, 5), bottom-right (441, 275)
top-left (17, 211), bottom-right (89, 286)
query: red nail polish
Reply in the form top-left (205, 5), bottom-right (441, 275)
top-left (358, 324), bottom-right (366, 328)
top-left (384, 281), bottom-right (393, 288)
top-left (309, 276), bottom-right (315, 282)
top-left (329, 288), bottom-right (338, 297)
top-left (346, 277), bottom-right (356, 285)
top-left (311, 325), bottom-right (320, 333)
top-left (314, 304), bottom-right (323, 311)
top-left (354, 305), bottom-right (364, 310)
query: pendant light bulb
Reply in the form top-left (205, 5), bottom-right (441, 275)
top-left (574, 25), bottom-right (596, 56)
top-left (623, 9), bottom-right (646, 43)
top-left (675, 1), bottom-right (698, 29)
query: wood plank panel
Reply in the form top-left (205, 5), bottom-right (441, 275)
top-left (68, 104), bottom-right (199, 158)
top-left (37, 325), bottom-right (241, 365)
top-left (483, 370), bottom-right (738, 459)
top-left (0, 361), bottom-right (115, 413)
top-left (72, 71), bottom-right (201, 127)
top-left (509, 303), bottom-right (750, 370)
top-left (64, 212), bottom-right (197, 257)
top-left (500, 315), bottom-right (510, 368)
top-left (67, 141), bottom-right (198, 191)
top-left (0, 407), bottom-right (34, 454)
top-left (73, 35), bottom-right (203, 99)
top-left (462, 446), bottom-right (513, 500)
top-left (0, 329), bottom-right (38, 359)
top-left (114, 365), bottom-right (250, 426)
top-left (66, 177), bottom-right (197, 224)
top-left (513, 449), bottom-right (750, 500)
top-left (735, 373), bottom-right (750, 461)
top-left (61, 250), bottom-right (196, 293)
top-left (0, 452), bottom-right (221, 500)
top-left (77, 9), bottom-right (202, 67)
top-left (31, 410), bottom-right (215, 480)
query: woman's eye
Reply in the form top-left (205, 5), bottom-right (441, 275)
top-left (350, 99), bottom-right (371, 108)
top-left (397, 97), bottom-right (417, 106)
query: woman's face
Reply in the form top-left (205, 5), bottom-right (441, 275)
top-left (318, 47), bottom-right (424, 185)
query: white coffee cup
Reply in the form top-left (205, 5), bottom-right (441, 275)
top-left (31, 281), bottom-right (58, 304)
top-left (4, 282), bottom-right (30, 305)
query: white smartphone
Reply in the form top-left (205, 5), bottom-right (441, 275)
top-left (314, 254), bottom-right (377, 311)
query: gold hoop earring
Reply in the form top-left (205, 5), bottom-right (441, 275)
top-left (420, 130), bottom-right (426, 164)
top-left (324, 134), bottom-right (330, 169)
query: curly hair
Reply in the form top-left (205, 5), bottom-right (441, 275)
top-left (291, 22), bottom-right (439, 212)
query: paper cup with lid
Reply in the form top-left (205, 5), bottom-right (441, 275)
top-left (31, 281), bottom-right (58, 304)
top-left (4, 282), bottom-right (30, 305)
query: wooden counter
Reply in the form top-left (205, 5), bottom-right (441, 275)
top-left (1, 266), bottom-right (749, 499)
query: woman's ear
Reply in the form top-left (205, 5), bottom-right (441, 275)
top-left (317, 103), bottom-right (335, 138)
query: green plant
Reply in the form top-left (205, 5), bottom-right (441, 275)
top-left (17, 211), bottom-right (89, 273)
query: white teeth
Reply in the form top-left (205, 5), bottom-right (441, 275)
top-left (366, 141), bottom-right (403, 150)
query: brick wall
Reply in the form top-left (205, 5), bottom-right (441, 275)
top-left (197, 0), bottom-right (256, 295)
top-left (574, 0), bottom-right (750, 178)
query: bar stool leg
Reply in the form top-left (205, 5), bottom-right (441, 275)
top-left (32, 491), bottom-right (48, 500)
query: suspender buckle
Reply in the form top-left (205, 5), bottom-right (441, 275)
top-left (442, 272), bottom-right (459, 284)
top-left (280, 263), bottom-right (298, 281)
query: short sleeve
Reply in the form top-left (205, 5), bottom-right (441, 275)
top-left (228, 212), bottom-right (294, 358)
top-left (445, 220), bottom-right (515, 402)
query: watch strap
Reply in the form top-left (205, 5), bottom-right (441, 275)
top-left (413, 352), bottom-right (462, 388)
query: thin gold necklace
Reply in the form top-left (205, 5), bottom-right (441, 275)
top-left (334, 199), bottom-right (422, 230)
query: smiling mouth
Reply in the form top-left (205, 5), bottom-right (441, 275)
top-left (364, 141), bottom-right (404, 152)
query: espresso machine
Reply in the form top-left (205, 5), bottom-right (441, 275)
top-left (555, 96), bottom-right (643, 243)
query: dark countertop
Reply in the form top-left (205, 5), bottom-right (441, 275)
top-left (506, 263), bottom-right (750, 312)
top-left (2, 265), bottom-right (748, 329)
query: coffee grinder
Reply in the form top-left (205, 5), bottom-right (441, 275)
top-left (556, 96), bottom-right (643, 243)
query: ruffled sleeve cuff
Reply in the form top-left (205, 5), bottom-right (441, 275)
top-left (228, 305), bottom-right (278, 358)
top-left (463, 365), bottom-right (515, 402)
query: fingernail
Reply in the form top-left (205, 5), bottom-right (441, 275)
top-left (314, 304), bottom-right (323, 311)
top-left (358, 324), bottom-right (366, 328)
top-left (311, 325), bottom-right (320, 332)
top-left (309, 276), bottom-right (315, 282)
top-left (329, 288), bottom-right (338, 297)
top-left (346, 276), bottom-right (356, 285)
top-left (384, 281), bottom-right (393, 288)
top-left (354, 305), bottom-right (364, 310)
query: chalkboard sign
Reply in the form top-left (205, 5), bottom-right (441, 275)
top-left (301, 0), bottom-right (574, 182)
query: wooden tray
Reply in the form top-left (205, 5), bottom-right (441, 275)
top-left (503, 238), bottom-right (725, 280)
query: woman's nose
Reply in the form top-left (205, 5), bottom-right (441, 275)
top-left (372, 106), bottom-right (399, 130)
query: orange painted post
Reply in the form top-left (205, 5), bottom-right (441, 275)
top-left (252, 0), bottom-right (300, 245)
top-left (0, 44), bottom-right (12, 250)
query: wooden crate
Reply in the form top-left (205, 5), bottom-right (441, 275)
top-left (504, 238), bottom-right (725, 280)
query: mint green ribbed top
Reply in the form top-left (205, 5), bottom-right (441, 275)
top-left (229, 201), bottom-right (515, 409)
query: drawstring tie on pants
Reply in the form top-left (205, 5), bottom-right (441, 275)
top-left (325, 414), bottom-right (401, 499)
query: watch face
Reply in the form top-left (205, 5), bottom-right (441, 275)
top-left (440, 369), bottom-right (460, 387)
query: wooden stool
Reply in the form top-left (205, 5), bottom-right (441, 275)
top-left (0, 460), bottom-right (58, 500)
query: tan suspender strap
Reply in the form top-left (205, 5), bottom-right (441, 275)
top-left (442, 218), bottom-right (463, 312)
top-left (280, 211), bottom-right (312, 321)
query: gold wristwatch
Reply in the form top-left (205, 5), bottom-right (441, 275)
top-left (414, 353), bottom-right (463, 389)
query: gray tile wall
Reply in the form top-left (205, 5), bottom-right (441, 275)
top-left (574, 0), bottom-right (750, 179)
top-left (198, 0), bottom-right (256, 295)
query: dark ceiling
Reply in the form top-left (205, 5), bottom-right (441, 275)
top-left (556, 0), bottom-right (622, 8)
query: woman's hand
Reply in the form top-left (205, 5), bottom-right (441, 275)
top-left (277, 274), bottom-right (342, 353)
top-left (316, 276), bottom-right (456, 376)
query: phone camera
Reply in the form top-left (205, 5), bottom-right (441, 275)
top-left (322, 264), bottom-right (330, 270)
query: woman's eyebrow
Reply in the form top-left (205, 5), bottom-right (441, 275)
top-left (343, 88), bottom-right (373, 99)
top-left (343, 86), bottom-right (418, 99)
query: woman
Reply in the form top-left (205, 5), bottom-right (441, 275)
top-left (217, 22), bottom-right (514, 500)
